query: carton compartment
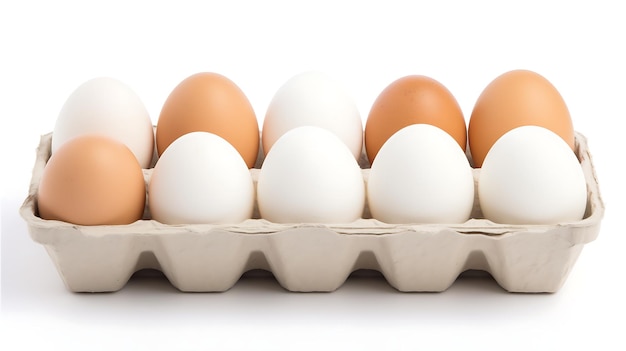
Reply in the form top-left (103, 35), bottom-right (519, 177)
top-left (19, 132), bottom-right (604, 293)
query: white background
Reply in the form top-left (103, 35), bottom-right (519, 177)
top-left (1, 0), bottom-right (624, 349)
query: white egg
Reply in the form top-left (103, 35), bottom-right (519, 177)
top-left (479, 126), bottom-right (587, 224)
top-left (257, 126), bottom-right (365, 223)
top-left (367, 124), bottom-right (474, 224)
top-left (262, 71), bottom-right (363, 159)
top-left (148, 132), bottom-right (254, 224)
top-left (52, 77), bottom-right (154, 168)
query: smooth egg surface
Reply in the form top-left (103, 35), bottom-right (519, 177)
top-left (262, 71), bottom-right (363, 160)
top-left (365, 75), bottom-right (466, 163)
top-left (479, 126), bottom-right (586, 224)
top-left (149, 132), bottom-right (254, 224)
top-left (368, 124), bottom-right (474, 224)
top-left (257, 126), bottom-right (365, 223)
top-left (52, 77), bottom-right (154, 168)
top-left (468, 69), bottom-right (575, 167)
top-left (156, 72), bottom-right (259, 168)
top-left (38, 135), bottom-right (146, 225)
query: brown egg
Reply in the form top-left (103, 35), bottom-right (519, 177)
top-left (156, 72), bottom-right (259, 168)
top-left (37, 135), bottom-right (146, 225)
top-left (468, 69), bottom-right (575, 167)
top-left (365, 75), bottom-right (466, 163)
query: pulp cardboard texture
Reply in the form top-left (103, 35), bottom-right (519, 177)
top-left (20, 132), bottom-right (604, 293)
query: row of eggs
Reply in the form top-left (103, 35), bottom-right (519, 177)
top-left (37, 70), bottom-right (587, 227)
top-left (50, 70), bottom-right (576, 169)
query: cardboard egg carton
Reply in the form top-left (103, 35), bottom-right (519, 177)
top-left (20, 132), bottom-right (604, 293)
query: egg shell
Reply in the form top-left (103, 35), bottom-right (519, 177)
top-left (368, 124), bottom-right (474, 224)
top-left (38, 135), bottom-right (146, 225)
top-left (149, 132), bottom-right (254, 224)
top-left (365, 75), bottom-right (467, 163)
top-left (468, 69), bottom-right (575, 167)
top-left (479, 126), bottom-right (587, 224)
top-left (262, 71), bottom-right (363, 159)
top-left (257, 126), bottom-right (365, 223)
top-left (52, 77), bottom-right (155, 168)
top-left (156, 72), bottom-right (259, 168)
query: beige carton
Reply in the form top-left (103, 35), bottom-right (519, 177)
top-left (20, 132), bottom-right (604, 293)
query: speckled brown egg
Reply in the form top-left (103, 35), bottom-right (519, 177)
top-left (365, 75), bottom-right (467, 163)
top-left (468, 69), bottom-right (576, 167)
top-left (37, 135), bottom-right (146, 225)
top-left (156, 72), bottom-right (259, 168)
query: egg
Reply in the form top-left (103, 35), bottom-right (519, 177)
top-left (52, 77), bottom-right (154, 168)
top-left (257, 126), bottom-right (365, 223)
top-left (468, 69), bottom-right (575, 167)
top-left (262, 71), bottom-right (363, 159)
top-left (156, 72), bottom-right (259, 168)
top-left (479, 126), bottom-right (587, 224)
top-left (367, 124), bottom-right (474, 224)
top-left (365, 75), bottom-right (466, 163)
top-left (38, 135), bottom-right (146, 225)
top-left (148, 132), bottom-right (254, 224)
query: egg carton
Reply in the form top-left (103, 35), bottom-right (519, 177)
top-left (20, 131), bottom-right (604, 293)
